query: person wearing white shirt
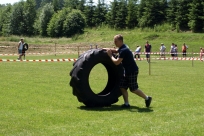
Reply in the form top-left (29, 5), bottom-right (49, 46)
top-left (18, 38), bottom-right (24, 60)
top-left (170, 43), bottom-right (175, 57)
top-left (134, 46), bottom-right (141, 60)
top-left (160, 43), bottom-right (166, 58)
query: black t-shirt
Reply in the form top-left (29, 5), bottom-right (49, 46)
top-left (118, 44), bottom-right (138, 75)
top-left (145, 44), bottom-right (151, 52)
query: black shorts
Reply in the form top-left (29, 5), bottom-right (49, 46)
top-left (146, 53), bottom-right (150, 58)
top-left (119, 71), bottom-right (139, 91)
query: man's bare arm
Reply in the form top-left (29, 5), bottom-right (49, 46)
top-left (102, 48), bottom-right (118, 53)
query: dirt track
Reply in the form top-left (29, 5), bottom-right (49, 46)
top-left (0, 41), bottom-right (113, 55)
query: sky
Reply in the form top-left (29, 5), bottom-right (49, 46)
top-left (0, 0), bottom-right (112, 5)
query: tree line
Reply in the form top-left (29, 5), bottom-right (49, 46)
top-left (0, 0), bottom-right (204, 38)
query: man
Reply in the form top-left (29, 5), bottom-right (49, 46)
top-left (134, 46), bottom-right (142, 60)
top-left (182, 43), bottom-right (188, 57)
top-left (144, 41), bottom-right (151, 63)
top-left (18, 38), bottom-right (24, 60)
top-left (160, 43), bottom-right (166, 58)
top-left (104, 34), bottom-right (152, 108)
top-left (170, 43), bottom-right (175, 57)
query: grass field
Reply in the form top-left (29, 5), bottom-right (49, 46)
top-left (0, 58), bottom-right (203, 135)
top-left (1, 28), bottom-right (204, 54)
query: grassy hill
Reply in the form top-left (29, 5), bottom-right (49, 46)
top-left (0, 28), bottom-right (203, 53)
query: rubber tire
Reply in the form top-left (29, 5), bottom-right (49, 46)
top-left (23, 43), bottom-right (28, 51)
top-left (69, 49), bottom-right (123, 107)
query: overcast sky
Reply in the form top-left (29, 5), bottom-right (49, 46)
top-left (0, 0), bottom-right (112, 5)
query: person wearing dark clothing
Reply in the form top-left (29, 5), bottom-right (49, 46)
top-left (144, 41), bottom-right (151, 63)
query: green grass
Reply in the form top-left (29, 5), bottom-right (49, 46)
top-left (0, 59), bottom-right (204, 135)
top-left (1, 28), bottom-right (204, 53)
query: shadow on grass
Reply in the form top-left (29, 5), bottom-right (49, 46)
top-left (78, 105), bottom-right (153, 113)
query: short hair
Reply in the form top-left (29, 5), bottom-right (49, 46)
top-left (114, 34), bottom-right (123, 42)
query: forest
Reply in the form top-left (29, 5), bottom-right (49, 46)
top-left (0, 0), bottom-right (204, 38)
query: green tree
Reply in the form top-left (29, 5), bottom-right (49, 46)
top-left (166, 0), bottom-right (178, 29)
top-left (175, 0), bottom-right (192, 31)
top-left (47, 7), bottom-right (71, 37)
top-left (0, 4), bottom-right (12, 36)
top-left (34, 0), bottom-right (42, 9)
top-left (24, 0), bottom-right (36, 35)
top-left (84, 0), bottom-right (95, 27)
top-left (77, 0), bottom-right (86, 12)
top-left (35, 3), bottom-right (54, 36)
top-left (63, 10), bottom-right (85, 37)
top-left (10, 1), bottom-right (25, 35)
top-left (138, 0), bottom-right (167, 28)
top-left (64, 0), bottom-right (79, 9)
top-left (40, 0), bottom-right (52, 7)
top-left (93, 0), bottom-right (107, 26)
top-left (188, 0), bottom-right (204, 32)
top-left (114, 0), bottom-right (128, 29)
top-left (126, 0), bottom-right (138, 29)
top-left (106, 0), bottom-right (119, 28)
top-left (52, 0), bottom-right (60, 11)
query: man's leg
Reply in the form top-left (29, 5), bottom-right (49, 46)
top-left (132, 89), bottom-right (152, 107)
top-left (132, 89), bottom-right (147, 99)
top-left (120, 88), bottom-right (129, 104)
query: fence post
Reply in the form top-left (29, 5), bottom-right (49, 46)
top-left (192, 49), bottom-right (194, 67)
top-left (90, 44), bottom-right (92, 49)
top-left (55, 43), bottom-right (56, 56)
top-left (149, 52), bottom-right (151, 75)
top-left (78, 46), bottom-right (79, 57)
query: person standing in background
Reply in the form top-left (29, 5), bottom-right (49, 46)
top-left (174, 44), bottom-right (178, 57)
top-left (134, 45), bottom-right (142, 60)
top-left (160, 43), bottom-right (166, 58)
top-left (182, 43), bottom-right (188, 57)
top-left (144, 41), bottom-right (151, 63)
top-left (18, 38), bottom-right (24, 60)
top-left (170, 43), bottom-right (175, 57)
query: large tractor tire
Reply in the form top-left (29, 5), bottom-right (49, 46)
top-left (69, 49), bottom-right (123, 107)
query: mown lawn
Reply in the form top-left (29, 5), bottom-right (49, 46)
top-left (0, 59), bottom-right (203, 136)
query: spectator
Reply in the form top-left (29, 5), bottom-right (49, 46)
top-left (134, 46), bottom-right (141, 60)
top-left (174, 44), bottom-right (178, 57)
top-left (200, 47), bottom-right (204, 61)
top-left (170, 43), bottom-right (175, 57)
top-left (17, 38), bottom-right (24, 60)
top-left (144, 41), bottom-right (152, 63)
top-left (182, 43), bottom-right (188, 57)
top-left (160, 43), bottom-right (166, 58)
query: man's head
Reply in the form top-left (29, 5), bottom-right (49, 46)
top-left (114, 34), bottom-right (123, 47)
top-left (20, 38), bottom-right (24, 42)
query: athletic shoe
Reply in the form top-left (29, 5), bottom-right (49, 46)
top-left (145, 97), bottom-right (152, 107)
top-left (121, 104), bottom-right (130, 108)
